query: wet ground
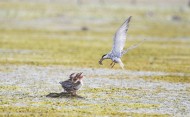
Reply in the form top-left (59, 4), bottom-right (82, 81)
top-left (0, 65), bottom-right (189, 116)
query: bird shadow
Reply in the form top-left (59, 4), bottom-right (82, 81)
top-left (46, 92), bottom-right (85, 99)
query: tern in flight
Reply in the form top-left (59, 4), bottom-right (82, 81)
top-left (99, 16), bottom-right (145, 69)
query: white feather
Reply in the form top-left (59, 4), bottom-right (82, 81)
top-left (111, 16), bottom-right (132, 57)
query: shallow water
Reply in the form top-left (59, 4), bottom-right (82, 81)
top-left (0, 65), bottom-right (190, 116)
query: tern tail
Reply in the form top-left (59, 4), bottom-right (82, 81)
top-left (118, 59), bottom-right (124, 70)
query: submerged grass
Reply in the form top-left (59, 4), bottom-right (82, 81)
top-left (0, 107), bottom-right (169, 117)
top-left (0, 31), bottom-right (190, 73)
top-left (0, 1), bottom-right (190, 74)
top-left (0, 1), bottom-right (190, 116)
top-left (0, 85), bottom-right (167, 117)
top-left (143, 75), bottom-right (190, 83)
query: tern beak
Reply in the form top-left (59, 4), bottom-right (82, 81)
top-left (99, 58), bottom-right (104, 65)
top-left (79, 72), bottom-right (83, 79)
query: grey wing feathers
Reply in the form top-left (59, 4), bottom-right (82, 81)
top-left (61, 80), bottom-right (73, 88)
top-left (60, 80), bottom-right (75, 92)
top-left (73, 81), bottom-right (82, 90)
top-left (112, 16), bottom-right (132, 56)
top-left (121, 39), bottom-right (146, 55)
top-left (60, 80), bottom-right (82, 92)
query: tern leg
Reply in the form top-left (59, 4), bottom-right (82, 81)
top-left (110, 61), bottom-right (114, 66)
top-left (111, 62), bottom-right (115, 68)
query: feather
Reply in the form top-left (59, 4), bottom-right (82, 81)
top-left (111, 16), bottom-right (132, 57)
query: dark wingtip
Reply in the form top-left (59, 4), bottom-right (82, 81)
top-left (127, 16), bottom-right (132, 23)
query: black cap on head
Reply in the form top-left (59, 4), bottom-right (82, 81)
top-left (102, 54), bottom-right (107, 58)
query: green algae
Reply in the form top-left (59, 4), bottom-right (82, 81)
top-left (0, 1), bottom-right (189, 116)
top-left (0, 86), bottom-right (20, 91)
top-left (0, 102), bottom-right (163, 117)
top-left (0, 36), bottom-right (190, 73)
top-left (143, 75), bottom-right (190, 83)
top-left (0, 1), bottom-right (190, 73)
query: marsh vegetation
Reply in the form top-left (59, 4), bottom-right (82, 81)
top-left (0, 0), bottom-right (190, 116)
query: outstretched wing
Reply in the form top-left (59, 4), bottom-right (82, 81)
top-left (111, 16), bottom-right (132, 57)
top-left (121, 39), bottom-right (146, 56)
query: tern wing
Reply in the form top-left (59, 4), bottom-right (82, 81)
top-left (111, 16), bottom-right (132, 57)
top-left (121, 39), bottom-right (146, 56)
top-left (60, 80), bottom-right (73, 88)
top-left (73, 81), bottom-right (82, 90)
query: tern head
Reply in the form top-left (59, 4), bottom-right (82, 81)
top-left (73, 72), bottom-right (84, 83)
top-left (69, 73), bottom-right (75, 80)
top-left (76, 72), bottom-right (84, 80)
top-left (99, 54), bottom-right (109, 65)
